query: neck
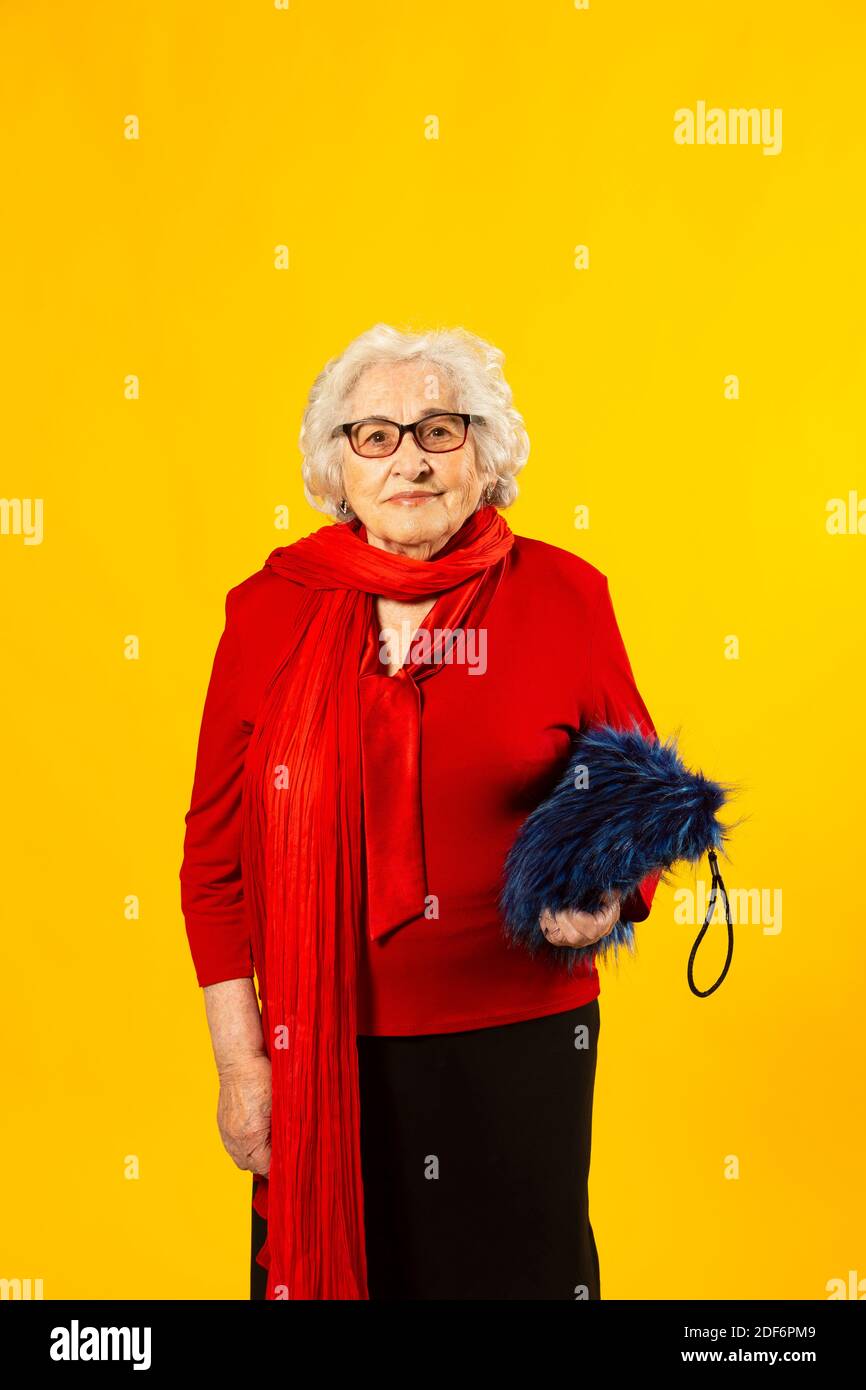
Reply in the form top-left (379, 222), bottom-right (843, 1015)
top-left (363, 527), bottom-right (454, 562)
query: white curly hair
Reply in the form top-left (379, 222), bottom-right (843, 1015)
top-left (299, 322), bottom-right (530, 520)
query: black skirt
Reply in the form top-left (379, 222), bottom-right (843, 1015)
top-left (251, 997), bottom-right (601, 1301)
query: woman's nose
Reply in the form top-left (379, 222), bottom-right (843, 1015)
top-left (391, 438), bottom-right (433, 474)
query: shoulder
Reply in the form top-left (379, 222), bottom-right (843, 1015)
top-left (508, 533), bottom-right (608, 606)
top-left (222, 556), bottom-right (306, 636)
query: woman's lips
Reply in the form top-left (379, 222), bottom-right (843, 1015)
top-left (385, 492), bottom-right (443, 504)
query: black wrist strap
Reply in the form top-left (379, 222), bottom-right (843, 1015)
top-left (687, 849), bottom-right (734, 998)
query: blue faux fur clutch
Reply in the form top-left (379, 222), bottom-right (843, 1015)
top-left (499, 720), bottom-right (737, 993)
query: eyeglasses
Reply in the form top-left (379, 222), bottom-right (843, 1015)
top-left (340, 412), bottom-right (475, 459)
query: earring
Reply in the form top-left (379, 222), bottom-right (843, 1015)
top-left (339, 498), bottom-right (349, 516)
top-left (483, 482), bottom-right (495, 503)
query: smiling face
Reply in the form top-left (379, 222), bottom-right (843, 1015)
top-left (338, 360), bottom-right (485, 558)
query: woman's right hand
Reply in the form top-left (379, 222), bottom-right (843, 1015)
top-left (216, 1054), bottom-right (272, 1176)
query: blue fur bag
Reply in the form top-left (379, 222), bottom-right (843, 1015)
top-left (499, 720), bottom-right (739, 997)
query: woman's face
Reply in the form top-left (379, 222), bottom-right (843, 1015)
top-left (338, 360), bottom-right (484, 557)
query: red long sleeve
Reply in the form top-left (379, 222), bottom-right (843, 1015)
top-left (586, 575), bottom-right (663, 923)
top-left (179, 592), bottom-right (255, 987)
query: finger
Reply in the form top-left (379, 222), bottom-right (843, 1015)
top-left (555, 908), bottom-right (618, 947)
top-left (250, 1140), bottom-right (271, 1177)
top-left (544, 912), bottom-right (591, 948)
top-left (541, 910), bottom-right (582, 947)
top-left (548, 906), bottom-right (601, 939)
top-left (592, 896), bottom-right (621, 929)
top-left (540, 911), bottom-right (566, 944)
top-left (589, 906), bottom-right (621, 942)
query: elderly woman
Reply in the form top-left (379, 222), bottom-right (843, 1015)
top-left (179, 323), bottom-right (660, 1301)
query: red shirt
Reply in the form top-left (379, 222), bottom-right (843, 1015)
top-left (179, 532), bottom-right (661, 1035)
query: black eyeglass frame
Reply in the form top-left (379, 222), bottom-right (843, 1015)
top-left (339, 412), bottom-right (476, 458)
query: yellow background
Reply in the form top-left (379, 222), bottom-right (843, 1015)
top-left (1, 0), bottom-right (863, 1299)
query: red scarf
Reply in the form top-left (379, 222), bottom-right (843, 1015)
top-left (241, 503), bottom-right (515, 1298)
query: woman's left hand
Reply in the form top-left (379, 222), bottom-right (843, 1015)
top-left (539, 890), bottom-right (622, 949)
